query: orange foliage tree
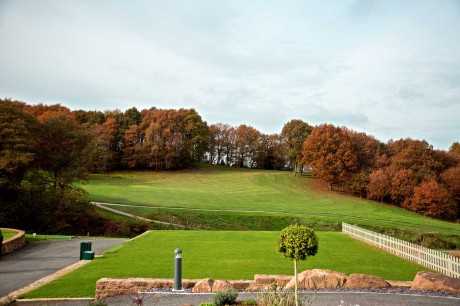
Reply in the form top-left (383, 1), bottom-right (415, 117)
top-left (302, 124), bottom-right (358, 190)
top-left (402, 180), bottom-right (456, 219)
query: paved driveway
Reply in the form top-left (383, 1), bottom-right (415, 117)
top-left (0, 237), bottom-right (125, 297)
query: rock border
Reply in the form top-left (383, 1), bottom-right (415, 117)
top-left (95, 269), bottom-right (417, 300)
top-left (95, 269), bottom-right (460, 300)
top-left (1, 228), bottom-right (26, 255)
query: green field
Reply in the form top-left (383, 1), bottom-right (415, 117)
top-left (22, 231), bottom-right (430, 298)
top-left (82, 165), bottom-right (460, 235)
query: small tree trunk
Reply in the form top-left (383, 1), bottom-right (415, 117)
top-left (294, 259), bottom-right (299, 306)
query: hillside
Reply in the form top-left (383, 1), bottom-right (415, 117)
top-left (82, 165), bottom-right (460, 238)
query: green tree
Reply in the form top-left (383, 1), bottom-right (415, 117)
top-left (277, 225), bottom-right (318, 306)
top-left (281, 119), bottom-right (312, 175)
top-left (33, 115), bottom-right (96, 191)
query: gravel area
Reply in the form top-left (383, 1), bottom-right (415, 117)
top-left (13, 288), bottom-right (460, 306)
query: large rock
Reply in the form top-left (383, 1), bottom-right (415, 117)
top-left (229, 280), bottom-right (251, 291)
top-left (192, 278), bottom-right (214, 293)
top-left (254, 274), bottom-right (292, 288)
top-left (212, 280), bottom-right (234, 292)
top-left (285, 269), bottom-right (347, 289)
top-left (344, 274), bottom-right (391, 289)
top-left (411, 271), bottom-right (460, 294)
top-left (254, 274), bottom-right (277, 285)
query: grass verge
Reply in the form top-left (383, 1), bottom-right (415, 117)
top-left (1, 229), bottom-right (17, 240)
top-left (22, 230), bottom-right (431, 298)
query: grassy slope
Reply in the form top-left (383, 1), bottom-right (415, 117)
top-left (81, 165), bottom-right (459, 235)
top-left (22, 231), bottom-right (430, 298)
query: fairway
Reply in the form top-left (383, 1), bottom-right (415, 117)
top-left (22, 231), bottom-right (430, 298)
top-left (82, 165), bottom-right (460, 235)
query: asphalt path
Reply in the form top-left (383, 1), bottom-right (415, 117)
top-left (12, 291), bottom-right (460, 306)
top-left (0, 237), bottom-right (125, 298)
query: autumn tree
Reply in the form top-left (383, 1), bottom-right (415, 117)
top-left (344, 171), bottom-right (369, 197)
top-left (23, 103), bottom-right (72, 122)
top-left (402, 180), bottom-right (456, 219)
top-left (367, 167), bottom-right (392, 202)
top-left (390, 169), bottom-right (417, 205)
top-left (139, 108), bottom-right (209, 170)
top-left (120, 124), bottom-right (144, 168)
top-left (387, 138), bottom-right (444, 182)
top-left (449, 142), bottom-right (460, 164)
top-left (345, 129), bottom-right (384, 172)
top-left (281, 119), bottom-right (312, 175)
top-left (440, 167), bottom-right (460, 218)
top-left (92, 117), bottom-right (117, 171)
top-left (0, 100), bottom-right (38, 188)
top-left (302, 124), bottom-right (358, 190)
top-left (235, 124), bottom-right (261, 168)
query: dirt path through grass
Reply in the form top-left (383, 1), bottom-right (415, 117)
top-left (92, 202), bottom-right (185, 228)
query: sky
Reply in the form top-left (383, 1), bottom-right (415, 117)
top-left (1, 0), bottom-right (459, 150)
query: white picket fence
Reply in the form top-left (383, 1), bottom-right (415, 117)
top-left (342, 222), bottom-right (460, 278)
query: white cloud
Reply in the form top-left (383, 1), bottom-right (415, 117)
top-left (0, 0), bottom-right (459, 149)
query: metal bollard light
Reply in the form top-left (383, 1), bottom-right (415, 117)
top-left (173, 248), bottom-right (183, 291)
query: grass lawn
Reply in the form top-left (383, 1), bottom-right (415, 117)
top-left (81, 165), bottom-right (460, 235)
top-left (22, 230), bottom-right (431, 298)
top-left (1, 229), bottom-right (17, 240)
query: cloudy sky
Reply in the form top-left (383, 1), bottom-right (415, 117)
top-left (1, 0), bottom-right (459, 150)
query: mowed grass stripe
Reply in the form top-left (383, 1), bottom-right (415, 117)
top-left (21, 231), bottom-right (430, 298)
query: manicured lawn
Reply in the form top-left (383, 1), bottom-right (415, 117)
top-left (1, 229), bottom-right (17, 240)
top-left (81, 165), bottom-right (460, 235)
top-left (22, 231), bottom-right (430, 298)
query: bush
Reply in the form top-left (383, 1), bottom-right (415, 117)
top-left (199, 303), bottom-right (215, 306)
top-left (256, 289), bottom-right (301, 306)
top-left (241, 299), bottom-right (257, 305)
top-left (213, 288), bottom-right (238, 306)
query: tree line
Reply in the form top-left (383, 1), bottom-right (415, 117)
top-left (1, 99), bottom-right (459, 231)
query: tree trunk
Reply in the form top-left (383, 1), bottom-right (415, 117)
top-left (294, 259), bottom-right (299, 306)
top-left (293, 161), bottom-right (297, 176)
top-left (329, 183), bottom-right (333, 191)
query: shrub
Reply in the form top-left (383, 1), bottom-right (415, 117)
top-left (213, 288), bottom-right (238, 306)
top-left (241, 299), bottom-right (257, 305)
top-left (199, 303), bottom-right (215, 306)
top-left (256, 289), bottom-right (301, 306)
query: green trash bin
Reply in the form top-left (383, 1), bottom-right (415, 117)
top-left (80, 242), bottom-right (92, 260)
top-left (82, 250), bottom-right (95, 260)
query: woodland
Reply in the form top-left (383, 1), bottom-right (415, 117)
top-left (0, 98), bottom-right (459, 235)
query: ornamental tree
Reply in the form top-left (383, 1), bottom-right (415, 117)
top-left (277, 225), bottom-right (318, 306)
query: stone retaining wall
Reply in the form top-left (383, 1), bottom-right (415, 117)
top-left (94, 270), bottom-right (396, 300)
top-left (95, 270), bottom-right (460, 300)
top-left (1, 228), bottom-right (26, 254)
top-left (95, 278), bottom-right (198, 300)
